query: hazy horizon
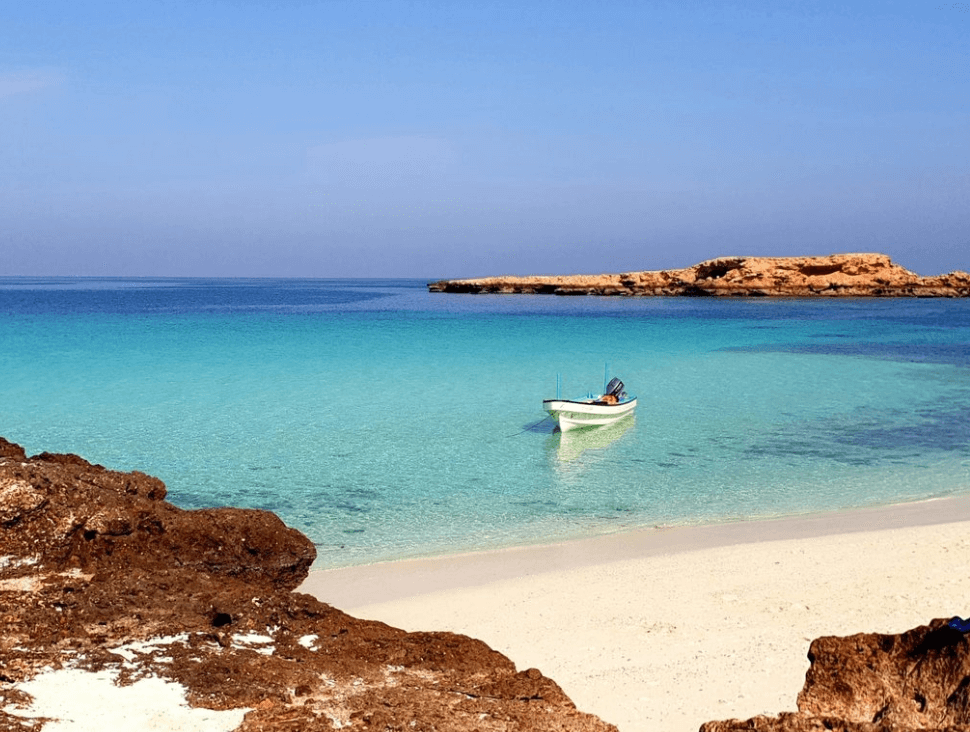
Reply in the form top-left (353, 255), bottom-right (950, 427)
top-left (2, 1), bottom-right (968, 278)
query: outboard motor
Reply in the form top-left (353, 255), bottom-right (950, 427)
top-left (605, 377), bottom-right (625, 399)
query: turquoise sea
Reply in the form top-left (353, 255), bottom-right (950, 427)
top-left (2, 277), bottom-right (969, 569)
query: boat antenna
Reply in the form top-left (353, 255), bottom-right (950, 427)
top-left (603, 362), bottom-right (609, 393)
top-left (556, 373), bottom-right (562, 400)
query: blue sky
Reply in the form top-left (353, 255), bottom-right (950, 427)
top-left (1, 1), bottom-right (968, 277)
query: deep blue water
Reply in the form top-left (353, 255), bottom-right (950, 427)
top-left (2, 278), bottom-right (969, 568)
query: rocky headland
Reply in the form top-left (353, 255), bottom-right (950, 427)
top-left (428, 253), bottom-right (970, 297)
top-left (0, 437), bottom-right (615, 731)
top-left (4, 435), bottom-right (970, 731)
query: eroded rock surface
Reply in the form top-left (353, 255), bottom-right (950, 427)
top-left (429, 253), bottom-right (970, 297)
top-left (0, 437), bottom-right (615, 731)
top-left (701, 619), bottom-right (970, 732)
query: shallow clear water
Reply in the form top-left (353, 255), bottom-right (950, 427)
top-left (2, 278), bottom-right (969, 568)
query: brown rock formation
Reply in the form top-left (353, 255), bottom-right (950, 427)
top-left (429, 253), bottom-right (970, 297)
top-left (0, 436), bottom-right (616, 731)
top-left (701, 619), bottom-right (970, 732)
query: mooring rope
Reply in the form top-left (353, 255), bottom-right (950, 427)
top-left (507, 414), bottom-right (553, 437)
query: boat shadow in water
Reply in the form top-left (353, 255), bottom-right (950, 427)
top-left (551, 414), bottom-right (635, 463)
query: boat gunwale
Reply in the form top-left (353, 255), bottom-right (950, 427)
top-left (542, 397), bottom-right (638, 408)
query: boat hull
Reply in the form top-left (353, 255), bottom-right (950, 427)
top-left (543, 397), bottom-right (637, 432)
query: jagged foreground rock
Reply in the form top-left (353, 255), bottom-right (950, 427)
top-left (702, 620), bottom-right (970, 732)
top-left (0, 437), bottom-right (616, 731)
top-left (429, 253), bottom-right (970, 297)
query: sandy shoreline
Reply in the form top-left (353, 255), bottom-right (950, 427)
top-left (301, 496), bottom-right (970, 732)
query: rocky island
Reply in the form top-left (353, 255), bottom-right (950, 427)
top-left (5, 435), bottom-right (970, 731)
top-left (428, 253), bottom-right (970, 297)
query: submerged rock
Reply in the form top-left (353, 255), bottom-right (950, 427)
top-left (0, 436), bottom-right (616, 731)
top-left (702, 619), bottom-right (970, 732)
top-left (428, 253), bottom-right (970, 297)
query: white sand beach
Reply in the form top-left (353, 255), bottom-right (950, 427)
top-left (301, 496), bottom-right (970, 732)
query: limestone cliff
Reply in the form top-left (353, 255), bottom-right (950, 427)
top-left (428, 253), bottom-right (970, 297)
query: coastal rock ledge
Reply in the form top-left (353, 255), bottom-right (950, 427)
top-left (428, 253), bottom-right (970, 297)
top-left (0, 437), bottom-right (615, 732)
top-left (703, 619), bottom-right (970, 732)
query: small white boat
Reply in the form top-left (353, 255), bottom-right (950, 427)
top-left (543, 377), bottom-right (637, 432)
